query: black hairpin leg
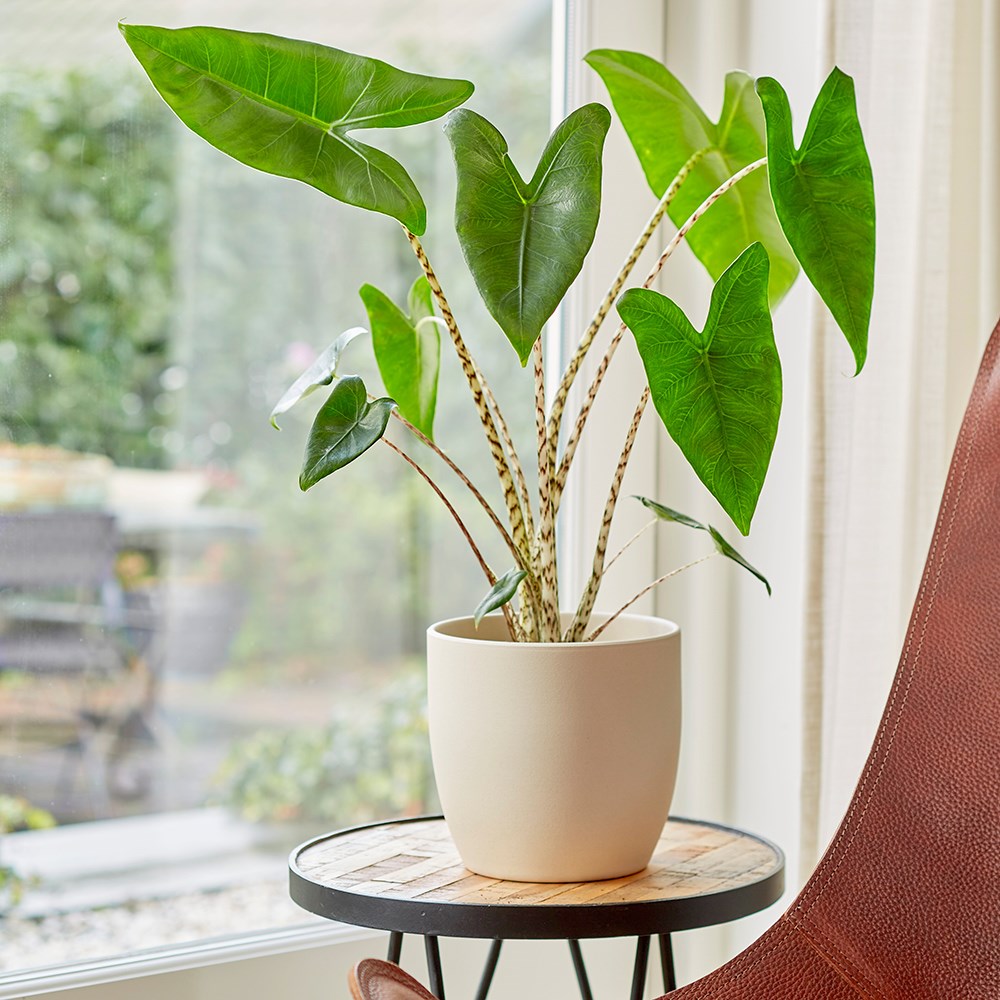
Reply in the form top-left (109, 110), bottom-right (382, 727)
top-left (473, 939), bottom-right (503, 1000)
top-left (387, 930), bottom-right (403, 964)
top-left (425, 935), bottom-right (445, 999)
top-left (568, 939), bottom-right (595, 1000)
top-left (658, 933), bottom-right (677, 992)
top-left (630, 935), bottom-right (651, 1000)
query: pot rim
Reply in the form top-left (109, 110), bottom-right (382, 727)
top-left (427, 611), bottom-right (679, 649)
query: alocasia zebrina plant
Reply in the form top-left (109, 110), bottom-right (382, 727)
top-left (121, 23), bottom-right (875, 643)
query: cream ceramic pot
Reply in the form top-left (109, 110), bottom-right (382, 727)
top-left (426, 612), bottom-right (681, 883)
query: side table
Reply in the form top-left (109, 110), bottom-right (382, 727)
top-left (289, 815), bottom-right (784, 1000)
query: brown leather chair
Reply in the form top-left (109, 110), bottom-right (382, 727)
top-left (349, 317), bottom-right (1000, 1000)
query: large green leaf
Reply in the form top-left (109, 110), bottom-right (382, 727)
top-left (585, 49), bottom-right (798, 306)
top-left (360, 278), bottom-right (440, 441)
top-left (757, 69), bottom-right (875, 373)
top-left (619, 243), bottom-right (780, 535)
top-left (299, 376), bottom-right (395, 490)
top-left (635, 497), bottom-right (771, 594)
top-left (269, 327), bottom-right (365, 429)
top-left (119, 24), bottom-right (474, 234)
top-left (444, 104), bottom-right (611, 365)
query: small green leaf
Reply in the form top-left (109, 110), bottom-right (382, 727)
top-left (444, 104), bottom-right (611, 365)
top-left (473, 568), bottom-right (527, 627)
top-left (270, 327), bottom-right (365, 429)
top-left (360, 279), bottom-right (440, 441)
top-left (585, 50), bottom-right (798, 306)
top-left (707, 526), bottom-right (771, 596)
top-left (299, 376), bottom-right (395, 490)
top-left (757, 68), bottom-right (875, 373)
top-left (120, 24), bottom-right (474, 234)
top-left (619, 243), bottom-right (781, 535)
top-left (634, 496), bottom-right (771, 594)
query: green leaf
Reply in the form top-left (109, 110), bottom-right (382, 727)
top-left (635, 496), bottom-right (771, 594)
top-left (270, 327), bottom-right (365, 429)
top-left (120, 23), bottom-right (474, 234)
top-left (444, 104), bottom-right (611, 365)
top-left (757, 68), bottom-right (875, 373)
top-left (619, 243), bottom-right (781, 535)
top-left (585, 50), bottom-right (798, 306)
top-left (473, 568), bottom-right (527, 627)
top-left (360, 278), bottom-right (440, 441)
top-left (299, 376), bottom-right (395, 490)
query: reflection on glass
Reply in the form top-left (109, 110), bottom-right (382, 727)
top-left (0, 0), bottom-right (551, 971)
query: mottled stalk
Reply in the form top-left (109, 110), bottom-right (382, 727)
top-left (382, 438), bottom-right (524, 642)
top-left (403, 228), bottom-right (532, 568)
top-left (584, 554), bottom-right (714, 643)
top-left (533, 338), bottom-right (560, 640)
top-left (554, 157), bottom-right (769, 508)
top-left (545, 152), bottom-right (704, 468)
top-left (564, 387), bottom-right (650, 642)
top-left (603, 517), bottom-right (658, 573)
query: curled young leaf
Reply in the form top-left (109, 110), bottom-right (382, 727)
top-left (299, 376), bottom-right (395, 490)
top-left (270, 327), bottom-right (366, 429)
top-left (360, 278), bottom-right (440, 441)
top-left (473, 568), bottom-right (528, 627)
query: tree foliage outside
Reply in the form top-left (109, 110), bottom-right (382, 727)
top-left (0, 70), bottom-right (175, 467)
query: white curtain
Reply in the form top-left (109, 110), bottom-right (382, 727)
top-left (800, 0), bottom-right (1000, 877)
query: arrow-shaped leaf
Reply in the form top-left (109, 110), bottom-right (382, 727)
top-left (360, 278), bottom-right (440, 441)
top-left (444, 104), bottom-right (611, 365)
top-left (757, 68), bottom-right (875, 373)
top-left (270, 327), bottom-right (365, 429)
top-left (473, 568), bottom-right (528, 627)
top-left (120, 23), bottom-right (474, 234)
top-left (586, 50), bottom-right (798, 306)
top-left (299, 376), bottom-right (395, 490)
top-left (636, 496), bottom-right (771, 594)
top-left (619, 243), bottom-right (780, 536)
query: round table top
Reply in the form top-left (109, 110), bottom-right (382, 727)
top-left (289, 815), bottom-right (784, 939)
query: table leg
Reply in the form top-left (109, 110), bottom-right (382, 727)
top-left (630, 935), bottom-right (651, 1000)
top-left (424, 935), bottom-right (445, 1000)
top-left (658, 934), bottom-right (677, 992)
top-left (567, 939), bottom-right (594, 1000)
top-left (474, 939), bottom-right (503, 1000)
top-left (387, 930), bottom-right (403, 964)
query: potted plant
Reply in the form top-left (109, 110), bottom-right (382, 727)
top-left (120, 23), bottom-right (874, 881)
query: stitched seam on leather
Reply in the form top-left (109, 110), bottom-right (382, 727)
top-left (794, 923), bottom-right (885, 1000)
top-left (794, 327), bottom-right (998, 922)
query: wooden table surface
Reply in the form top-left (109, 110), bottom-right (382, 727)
top-left (290, 815), bottom-right (784, 939)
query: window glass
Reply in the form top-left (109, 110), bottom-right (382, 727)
top-left (0, 0), bottom-right (551, 972)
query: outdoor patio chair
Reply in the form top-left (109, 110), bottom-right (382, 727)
top-left (347, 315), bottom-right (1000, 1000)
top-left (0, 509), bottom-right (160, 803)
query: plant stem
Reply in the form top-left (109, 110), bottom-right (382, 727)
top-left (533, 338), bottom-right (560, 640)
top-left (584, 554), bottom-right (715, 643)
top-left (403, 228), bottom-right (532, 567)
top-left (564, 387), bottom-right (650, 642)
top-left (382, 437), bottom-right (523, 641)
top-left (545, 151), bottom-right (704, 468)
top-left (554, 156), bottom-right (768, 508)
top-left (604, 517), bottom-right (658, 573)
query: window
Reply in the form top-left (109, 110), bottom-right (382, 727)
top-left (0, 0), bottom-right (554, 976)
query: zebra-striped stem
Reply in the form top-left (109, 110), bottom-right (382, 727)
top-left (553, 157), bottom-right (769, 510)
top-left (564, 387), bottom-right (650, 642)
top-left (382, 437), bottom-right (525, 642)
top-left (533, 338), bottom-right (560, 640)
top-left (584, 553), bottom-right (714, 643)
top-left (403, 229), bottom-right (532, 569)
top-left (545, 152), bottom-right (704, 472)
